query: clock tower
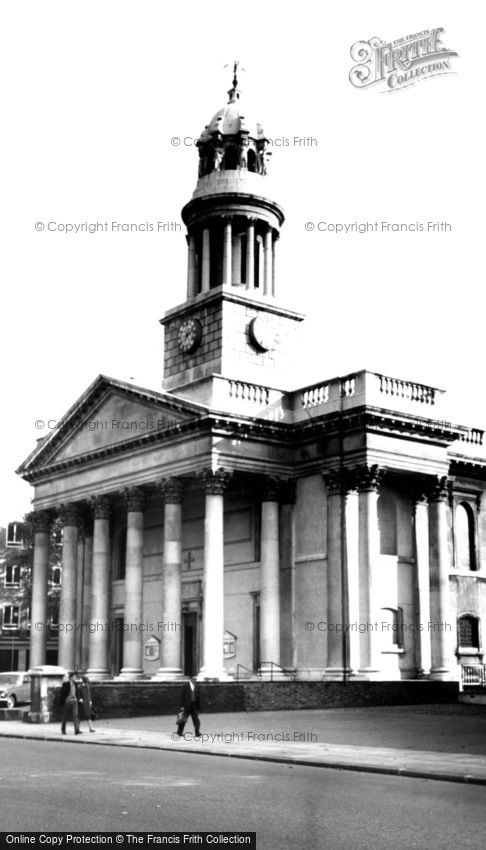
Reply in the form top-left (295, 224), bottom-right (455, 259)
top-left (161, 66), bottom-right (304, 405)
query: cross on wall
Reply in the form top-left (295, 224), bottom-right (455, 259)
top-left (183, 550), bottom-right (196, 569)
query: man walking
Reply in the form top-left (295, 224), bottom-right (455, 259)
top-left (60, 671), bottom-right (81, 735)
top-left (177, 677), bottom-right (201, 738)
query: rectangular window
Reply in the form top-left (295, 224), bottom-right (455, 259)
top-left (4, 564), bottom-right (20, 586)
top-left (6, 522), bottom-right (23, 548)
top-left (3, 605), bottom-right (20, 630)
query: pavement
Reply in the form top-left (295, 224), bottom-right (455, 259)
top-left (1, 703), bottom-right (486, 786)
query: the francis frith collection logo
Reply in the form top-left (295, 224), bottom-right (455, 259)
top-left (349, 28), bottom-right (458, 92)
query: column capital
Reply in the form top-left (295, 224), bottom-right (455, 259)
top-left (279, 479), bottom-right (296, 505)
top-left (31, 510), bottom-right (51, 534)
top-left (200, 467), bottom-right (232, 495)
top-left (159, 477), bottom-right (184, 504)
top-left (407, 479), bottom-right (429, 508)
top-left (58, 503), bottom-right (81, 528)
top-left (428, 475), bottom-right (451, 503)
top-left (91, 495), bottom-right (112, 520)
top-left (124, 486), bottom-right (146, 513)
top-left (261, 475), bottom-right (282, 502)
top-left (322, 468), bottom-right (350, 496)
top-left (355, 464), bottom-right (384, 493)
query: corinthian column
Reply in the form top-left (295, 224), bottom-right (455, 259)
top-left (119, 488), bottom-right (145, 679)
top-left (429, 476), bottom-right (453, 679)
top-left (30, 511), bottom-right (51, 668)
top-left (58, 504), bottom-right (79, 671)
top-left (155, 478), bottom-right (184, 679)
top-left (260, 477), bottom-right (281, 670)
top-left (197, 468), bottom-right (232, 681)
top-left (412, 492), bottom-right (431, 676)
top-left (323, 471), bottom-right (347, 678)
top-left (87, 496), bottom-right (112, 679)
top-left (357, 465), bottom-right (383, 678)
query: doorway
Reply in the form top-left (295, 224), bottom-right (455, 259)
top-left (112, 616), bottom-right (124, 675)
top-left (182, 612), bottom-right (198, 676)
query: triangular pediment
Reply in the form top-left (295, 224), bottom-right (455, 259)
top-left (17, 375), bottom-right (207, 478)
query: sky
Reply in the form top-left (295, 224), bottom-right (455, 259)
top-left (1, 1), bottom-right (483, 525)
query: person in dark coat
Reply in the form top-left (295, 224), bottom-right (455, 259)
top-left (176, 677), bottom-right (201, 737)
top-left (59, 672), bottom-right (81, 735)
top-left (76, 675), bottom-right (95, 733)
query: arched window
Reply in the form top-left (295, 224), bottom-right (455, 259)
top-left (458, 615), bottom-right (480, 649)
top-left (377, 493), bottom-right (397, 555)
top-left (222, 146), bottom-right (239, 170)
top-left (456, 502), bottom-right (476, 571)
top-left (247, 149), bottom-right (256, 172)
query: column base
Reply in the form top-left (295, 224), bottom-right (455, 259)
top-left (196, 667), bottom-right (233, 682)
top-left (356, 667), bottom-right (383, 681)
top-left (115, 669), bottom-right (146, 681)
top-left (429, 667), bottom-right (451, 680)
top-left (151, 668), bottom-right (185, 681)
top-left (86, 669), bottom-right (111, 681)
top-left (322, 667), bottom-right (354, 681)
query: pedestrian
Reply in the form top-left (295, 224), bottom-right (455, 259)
top-left (76, 674), bottom-right (95, 733)
top-left (60, 671), bottom-right (81, 735)
top-left (176, 677), bottom-right (201, 738)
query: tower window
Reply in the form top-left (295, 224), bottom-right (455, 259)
top-left (247, 149), bottom-right (256, 173)
top-left (455, 502), bottom-right (477, 571)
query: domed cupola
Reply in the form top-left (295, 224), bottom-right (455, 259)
top-left (180, 64), bottom-right (285, 300)
top-left (196, 64), bottom-right (270, 179)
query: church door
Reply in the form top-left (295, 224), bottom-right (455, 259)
top-left (182, 612), bottom-right (198, 676)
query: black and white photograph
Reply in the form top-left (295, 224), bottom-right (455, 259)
top-left (1, 1), bottom-right (485, 848)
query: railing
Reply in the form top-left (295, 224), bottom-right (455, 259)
top-left (461, 664), bottom-right (486, 687)
top-left (459, 429), bottom-right (484, 446)
top-left (377, 374), bottom-right (436, 405)
top-left (228, 380), bottom-right (270, 406)
top-left (340, 377), bottom-right (355, 398)
top-left (301, 383), bottom-right (330, 408)
top-left (259, 661), bottom-right (297, 681)
top-left (236, 664), bottom-right (261, 681)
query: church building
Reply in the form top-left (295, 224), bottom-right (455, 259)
top-left (17, 69), bottom-right (486, 685)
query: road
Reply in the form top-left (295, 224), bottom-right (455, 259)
top-left (1, 738), bottom-right (485, 849)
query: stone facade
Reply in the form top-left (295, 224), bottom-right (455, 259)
top-left (16, 73), bottom-right (486, 689)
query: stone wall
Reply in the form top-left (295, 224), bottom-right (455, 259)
top-left (46, 680), bottom-right (458, 721)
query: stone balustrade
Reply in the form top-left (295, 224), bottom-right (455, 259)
top-left (293, 370), bottom-right (446, 422)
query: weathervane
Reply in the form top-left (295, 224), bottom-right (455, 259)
top-left (224, 60), bottom-right (245, 101)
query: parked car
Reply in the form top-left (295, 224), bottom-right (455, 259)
top-left (0, 671), bottom-right (32, 708)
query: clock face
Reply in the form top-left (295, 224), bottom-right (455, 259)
top-left (177, 318), bottom-right (202, 353)
top-left (249, 315), bottom-right (280, 352)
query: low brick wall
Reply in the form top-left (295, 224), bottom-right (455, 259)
top-left (46, 679), bottom-right (458, 722)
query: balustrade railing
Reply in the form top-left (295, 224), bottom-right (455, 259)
top-left (301, 383), bottom-right (329, 408)
top-left (459, 428), bottom-right (484, 446)
top-left (378, 374), bottom-right (436, 405)
top-left (228, 380), bottom-right (270, 406)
